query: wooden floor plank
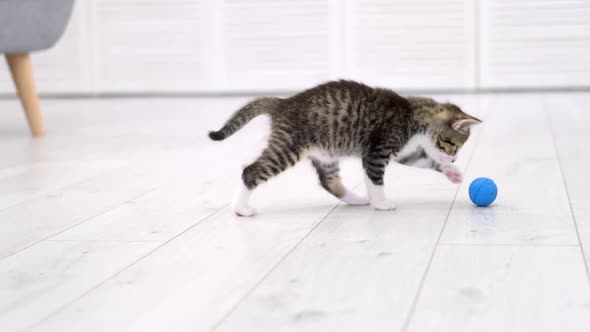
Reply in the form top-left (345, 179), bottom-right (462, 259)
top-left (1, 94), bottom-right (589, 332)
top-left (440, 94), bottom-right (578, 245)
top-left (405, 94), bottom-right (590, 332)
top-left (547, 93), bottom-right (590, 278)
top-left (0, 159), bottom-right (125, 210)
top-left (0, 240), bottom-right (161, 332)
top-left (406, 246), bottom-right (590, 332)
top-left (0, 147), bottom-right (209, 259)
top-left (26, 161), bottom-right (351, 332)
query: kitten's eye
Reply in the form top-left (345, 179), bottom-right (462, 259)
top-left (441, 138), bottom-right (455, 146)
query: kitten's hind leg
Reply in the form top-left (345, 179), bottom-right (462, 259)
top-left (310, 157), bottom-right (369, 206)
top-left (233, 181), bottom-right (255, 217)
top-left (235, 138), bottom-right (304, 216)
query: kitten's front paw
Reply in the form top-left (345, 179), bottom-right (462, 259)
top-left (234, 207), bottom-right (256, 217)
top-left (341, 192), bottom-right (370, 206)
top-left (443, 165), bottom-right (463, 184)
top-left (371, 198), bottom-right (397, 211)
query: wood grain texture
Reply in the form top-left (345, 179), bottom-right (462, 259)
top-left (406, 246), bottom-right (590, 332)
top-left (547, 93), bottom-right (590, 276)
top-left (440, 94), bottom-right (578, 245)
top-left (5, 54), bottom-right (44, 136)
top-left (25, 162), bottom-right (356, 332)
top-left (0, 240), bottom-right (161, 332)
top-left (0, 94), bottom-right (588, 332)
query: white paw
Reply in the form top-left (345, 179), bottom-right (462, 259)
top-left (341, 192), bottom-right (370, 206)
top-left (371, 198), bottom-right (397, 211)
top-left (442, 165), bottom-right (463, 184)
top-left (234, 207), bottom-right (256, 217)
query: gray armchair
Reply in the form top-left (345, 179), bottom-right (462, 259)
top-left (0, 0), bottom-right (75, 136)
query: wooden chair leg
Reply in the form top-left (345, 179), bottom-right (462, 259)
top-left (5, 53), bottom-right (45, 137)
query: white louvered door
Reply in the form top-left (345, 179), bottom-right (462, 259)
top-left (93, 0), bottom-right (206, 92)
top-left (222, 0), bottom-right (338, 91)
top-left (2, 0), bottom-right (589, 94)
top-left (345, 0), bottom-right (476, 89)
top-left (480, 0), bottom-right (590, 88)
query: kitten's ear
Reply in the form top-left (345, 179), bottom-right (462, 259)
top-left (452, 117), bottom-right (481, 133)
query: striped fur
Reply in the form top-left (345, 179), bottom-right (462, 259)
top-left (209, 80), bottom-right (481, 215)
top-left (208, 97), bottom-right (281, 141)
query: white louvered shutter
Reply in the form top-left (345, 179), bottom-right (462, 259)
top-left (346, 0), bottom-right (476, 90)
top-left (480, 0), bottom-right (590, 88)
top-left (93, 0), bottom-right (205, 92)
top-left (222, 0), bottom-right (337, 91)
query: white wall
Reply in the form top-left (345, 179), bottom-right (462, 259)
top-left (1, 0), bottom-right (589, 95)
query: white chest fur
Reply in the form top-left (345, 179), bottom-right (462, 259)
top-left (394, 134), bottom-right (430, 161)
top-left (394, 133), bottom-right (453, 164)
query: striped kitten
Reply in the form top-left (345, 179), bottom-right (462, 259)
top-left (209, 80), bottom-right (481, 217)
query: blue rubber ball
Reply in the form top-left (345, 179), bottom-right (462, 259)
top-left (469, 177), bottom-right (498, 207)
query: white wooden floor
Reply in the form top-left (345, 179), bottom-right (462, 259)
top-left (1, 93), bottom-right (590, 332)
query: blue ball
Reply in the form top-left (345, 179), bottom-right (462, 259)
top-left (468, 177), bottom-right (498, 207)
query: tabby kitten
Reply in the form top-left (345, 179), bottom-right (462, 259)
top-left (209, 80), bottom-right (480, 217)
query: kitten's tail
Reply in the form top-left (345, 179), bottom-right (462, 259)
top-left (208, 97), bottom-right (281, 141)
